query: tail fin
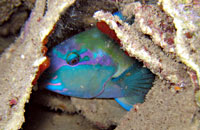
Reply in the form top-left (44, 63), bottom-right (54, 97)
top-left (113, 61), bottom-right (155, 111)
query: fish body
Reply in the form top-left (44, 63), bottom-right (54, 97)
top-left (43, 27), bottom-right (155, 111)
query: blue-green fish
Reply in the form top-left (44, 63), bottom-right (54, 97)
top-left (43, 27), bottom-right (155, 111)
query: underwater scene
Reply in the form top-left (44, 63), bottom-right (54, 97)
top-left (0, 0), bottom-right (200, 130)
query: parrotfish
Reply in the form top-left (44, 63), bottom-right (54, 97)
top-left (42, 27), bottom-right (155, 111)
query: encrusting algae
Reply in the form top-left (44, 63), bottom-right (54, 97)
top-left (0, 0), bottom-right (200, 130)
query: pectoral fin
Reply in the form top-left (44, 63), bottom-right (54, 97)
top-left (113, 61), bottom-right (155, 111)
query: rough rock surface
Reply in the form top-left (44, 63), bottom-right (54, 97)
top-left (0, 0), bottom-right (35, 54)
top-left (22, 90), bottom-right (99, 130)
top-left (93, 2), bottom-right (200, 129)
top-left (0, 0), bottom-right (75, 129)
top-left (71, 97), bottom-right (126, 129)
top-left (116, 78), bottom-right (198, 130)
top-left (159, 0), bottom-right (200, 85)
top-left (0, 0), bottom-right (21, 25)
top-left (0, 0), bottom-right (200, 130)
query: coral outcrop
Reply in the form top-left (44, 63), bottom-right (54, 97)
top-left (0, 0), bottom-right (75, 129)
top-left (0, 0), bottom-right (199, 129)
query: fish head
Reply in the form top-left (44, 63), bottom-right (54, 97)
top-left (43, 37), bottom-right (117, 98)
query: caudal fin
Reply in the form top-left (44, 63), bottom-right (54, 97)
top-left (113, 61), bottom-right (155, 111)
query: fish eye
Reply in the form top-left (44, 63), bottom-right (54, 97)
top-left (66, 52), bottom-right (80, 65)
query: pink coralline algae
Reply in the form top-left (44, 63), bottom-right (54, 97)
top-left (133, 4), bottom-right (176, 53)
